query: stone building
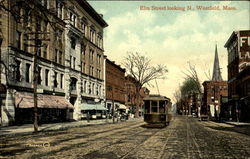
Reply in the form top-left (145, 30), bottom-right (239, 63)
top-left (202, 45), bottom-right (228, 119)
top-left (105, 58), bottom-right (126, 114)
top-left (0, 0), bottom-right (108, 125)
top-left (224, 30), bottom-right (250, 122)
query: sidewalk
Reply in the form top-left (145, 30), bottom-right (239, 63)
top-left (0, 117), bottom-right (140, 137)
top-left (223, 121), bottom-right (250, 127)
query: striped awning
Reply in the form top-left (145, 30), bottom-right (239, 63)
top-left (80, 103), bottom-right (107, 111)
top-left (15, 92), bottom-right (74, 109)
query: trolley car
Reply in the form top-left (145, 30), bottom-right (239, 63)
top-left (143, 94), bottom-right (171, 126)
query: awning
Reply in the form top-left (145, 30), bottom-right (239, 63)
top-left (118, 104), bottom-right (128, 110)
top-left (15, 92), bottom-right (74, 109)
top-left (80, 103), bottom-right (107, 111)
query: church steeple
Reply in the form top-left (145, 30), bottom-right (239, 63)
top-left (212, 44), bottom-right (223, 81)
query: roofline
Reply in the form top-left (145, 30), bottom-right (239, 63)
top-left (224, 30), bottom-right (250, 48)
top-left (202, 80), bottom-right (228, 85)
top-left (78, 0), bottom-right (108, 28)
top-left (106, 58), bottom-right (126, 72)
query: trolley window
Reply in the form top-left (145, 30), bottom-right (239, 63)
top-left (144, 100), bottom-right (150, 113)
top-left (159, 101), bottom-right (165, 113)
top-left (151, 101), bottom-right (158, 113)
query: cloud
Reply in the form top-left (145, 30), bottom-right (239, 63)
top-left (100, 1), bottom-right (249, 101)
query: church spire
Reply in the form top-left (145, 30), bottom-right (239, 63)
top-left (212, 44), bottom-right (223, 81)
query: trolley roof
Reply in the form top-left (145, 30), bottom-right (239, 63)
top-left (143, 94), bottom-right (170, 101)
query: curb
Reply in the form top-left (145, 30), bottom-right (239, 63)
top-left (0, 119), bottom-right (140, 137)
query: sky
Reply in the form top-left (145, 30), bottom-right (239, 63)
top-left (89, 1), bottom-right (250, 102)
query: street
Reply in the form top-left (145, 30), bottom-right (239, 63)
top-left (1, 116), bottom-right (250, 159)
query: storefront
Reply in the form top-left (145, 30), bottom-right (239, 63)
top-left (80, 103), bottom-right (107, 119)
top-left (15, 92), bottom-right (74, 124)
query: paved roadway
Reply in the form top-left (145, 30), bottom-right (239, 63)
top-left (1, 116), bottom-right (250, 159)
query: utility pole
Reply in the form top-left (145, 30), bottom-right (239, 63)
top-left (107, 85), bottom-right (115, 123)
top-left (112, 86), bottom-right (115, 124)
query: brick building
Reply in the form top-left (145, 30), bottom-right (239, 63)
top-left (124, 75), bottom-right (149, 116)
top-left (0, 0), bottom-right (108, 125)
top-left (105, 58), bottom-right (126, 114)
top-left (224, 30), bottom-right (250, 122)
top-left (203, 81), bottom-right (228, 118)
top-left (202, 45), bottom-right (228, 119)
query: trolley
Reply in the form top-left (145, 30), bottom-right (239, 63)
top-left (143, 94), bottom-right (171, 126)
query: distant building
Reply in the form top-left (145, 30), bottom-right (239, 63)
top-left (224, 30), bottom-right (250, 122)
top-left (105, 58), bottom-right (126, 114)
top-left (124, 75), bottom-right (149, 116)
top-left (202, 45), bottom-right (228, 118)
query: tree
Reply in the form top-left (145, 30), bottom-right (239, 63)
top-left (180, 77), bottom-right (200, 96)
top-left (123, 52), bottom-right (168, 118)
top-left (182, 62), bottom-right (202, 95)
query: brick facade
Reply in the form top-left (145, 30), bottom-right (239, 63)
top-left (202, 81), bottom-right (228, 117)
top-left (224, 30), bottom-right (250, 122)
top-left (105, 58), bottom-right (126, 105)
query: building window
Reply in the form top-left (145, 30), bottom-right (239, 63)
top-left (84, 81), bottom-right (86, 93)
top-left (37, 47), bottom-right (41, 57)
top-left (59, 51), bottom-right (62, 64)
top-left (54, 71), bottom-right (58, 88)
top-left (23, 34), bottom-right (28, 52)
top-left (15, 60), bottom-right (21, 81)
top-left (92, 83), bottom-right (95, 95)
top-left (60, 74), bottom-right (63, 89)
top-left (70, 56), bottom-right (72, 68)
top-left (81, 21), bottom-right (87, 36)
top-left (25, 63), bottom-right (31, 83)
top-left (16, 31), bottom-right (21, 49)
top-left (89, 83), bottom-right (91, 94)
top-left (45, 69), bottom-right (49, 86)
top-left (70, 77), bottom-right (77, 91)
top-left (71, 37), bottom-right (76, 49)
top-left (69, 12), bottom-right (77, 27)
top-left (43, 44), bottom-right (47, 59)
top-left (54, 49), bottom-right (58, 63)
top-left (83, 63), bottom-right (86, 73)
top-left (99, 86), bottom-right (102, 96)
top-left (56, 0), bottom-right (63, 19)
top-left (37, 66), bottom-right (42, 85)
top-left (73, 57), bottom-right (76, 69)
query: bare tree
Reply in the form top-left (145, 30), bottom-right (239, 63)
top-left (182, 61), bottom-right (202, 94)
top-left (123, 52), bottom-right (168, 118)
